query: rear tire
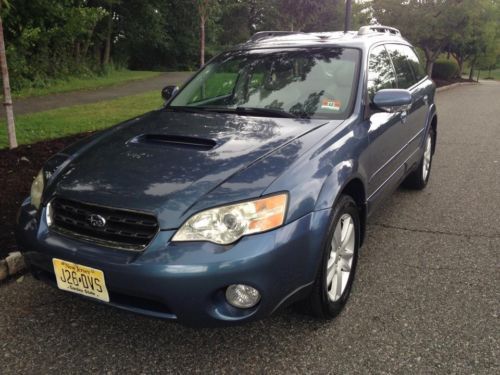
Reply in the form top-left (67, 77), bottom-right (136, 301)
top-left (306, 195), bottom-right (360, 319)
top-left (403, 128), bottom-right (435, 190)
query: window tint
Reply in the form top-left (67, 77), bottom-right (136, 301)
top-left (367, 45), bottom-right (396, 100)
top-left (386, 44), bottom-right (419, 89)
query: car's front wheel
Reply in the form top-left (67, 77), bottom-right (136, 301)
top-left (306, 195), bottom-right (360, 319)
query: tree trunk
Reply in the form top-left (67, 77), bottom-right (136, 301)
top-left (457, 58), bottom-right (464, 79)
top-left (200, 13), bottom-right (205, 67)
top-left (468, 63), bottom-right (474, 81)
top-left (0, 10), bottom-right (17, 149)
top-left (426, 60), bottom-right (434, 78)
top-left (103, 12), bottom-right (112, 66)
top-left (423, 47), bottom-right (435, 78)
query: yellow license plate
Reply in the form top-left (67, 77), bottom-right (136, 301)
top-left (53, 259), bottom-right (109, 302)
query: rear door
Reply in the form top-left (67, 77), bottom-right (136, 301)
top-left (386, 44), bottom-right (429, 163)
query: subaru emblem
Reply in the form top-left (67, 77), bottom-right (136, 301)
top-left (88, 214), bottom-right (106, 228)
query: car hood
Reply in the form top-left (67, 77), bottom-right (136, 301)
top-left (50, 110), bottom-right (329, 229)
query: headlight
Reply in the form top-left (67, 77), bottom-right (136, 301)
top-left (30, 170), bottom-right (44, 209)
top-left (172, 193), bottom-right (288, 245)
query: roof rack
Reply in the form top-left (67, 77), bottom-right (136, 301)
top-left (358, 25), bottom-right (401, 36)
top-left (248, 31), bottom-right (302, 42)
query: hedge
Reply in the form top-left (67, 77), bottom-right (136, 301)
top-left (432, 59), bottom-right (459, 80)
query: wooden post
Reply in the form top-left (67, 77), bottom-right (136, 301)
top-left (0, 4), bottom-right (17, 149)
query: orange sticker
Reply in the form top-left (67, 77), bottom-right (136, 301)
top-left (321, 99), bottom-right (341, 111)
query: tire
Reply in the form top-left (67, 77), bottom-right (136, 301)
top-left (403, 128), bottom-right (435, 190)
top-left (306, 195), bottom-right (360, 319)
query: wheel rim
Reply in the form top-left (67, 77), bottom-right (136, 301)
top-left (422, 134), bottom-right (432, 181)
top-left (326, 214), bottom-right (355, 302)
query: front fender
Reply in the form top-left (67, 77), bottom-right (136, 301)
top-left (314, 160), bottom-right (365, 211)
top-left (263, 118), bottom-right (369, 224)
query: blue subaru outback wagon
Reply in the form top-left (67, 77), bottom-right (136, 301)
top-left (16, 25), bottom-right (437, 327)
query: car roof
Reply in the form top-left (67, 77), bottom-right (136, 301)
top-left (233, 27), bottom-right (411, 52)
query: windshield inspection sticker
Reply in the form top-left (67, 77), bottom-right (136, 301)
top-left (321, 99), bottom-right (341, 111)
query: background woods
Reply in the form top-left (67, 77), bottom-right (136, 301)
top-left (0, 0), bottom-right (498, 93)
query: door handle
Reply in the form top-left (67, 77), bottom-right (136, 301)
top-left (423, 95), bottom-right (429, 104)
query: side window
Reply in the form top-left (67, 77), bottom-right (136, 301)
top-left (386, 44), bottom-right (418, 89)
top-left (407, 47), bottom-right (426, 81)
top-left (367, 45), bottom-right (397, 100)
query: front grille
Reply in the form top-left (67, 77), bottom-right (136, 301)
top-left (50, 198), bottom-right (159, 251)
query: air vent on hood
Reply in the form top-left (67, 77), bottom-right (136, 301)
top-left (129, 134), bottom-right (217, 150)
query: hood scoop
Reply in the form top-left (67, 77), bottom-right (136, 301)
top-left (129, 134), bottom-right (217, 151)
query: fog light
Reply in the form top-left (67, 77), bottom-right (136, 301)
top-left (225, 284), bottom-right (261, 309)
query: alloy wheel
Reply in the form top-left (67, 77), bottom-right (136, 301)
top-left (326, 214), bottom-right (355, 302)
top-left (422, 134), bottom-right (432, 181)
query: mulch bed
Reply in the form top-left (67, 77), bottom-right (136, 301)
top-left (0, 132), bottom-right (94, 259)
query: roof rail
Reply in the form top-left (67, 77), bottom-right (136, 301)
top-left (248, 31), bottom-right (301, 42)
top-left (358, 25), bottom-right (401, 36)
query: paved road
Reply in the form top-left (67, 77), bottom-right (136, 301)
top-left (2, 72), bottom-right (192, 116)
top-left (1, 82), bottom-right (499, 374)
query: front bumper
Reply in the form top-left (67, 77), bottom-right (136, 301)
top-left (16, 199), bottom-right (331, 327)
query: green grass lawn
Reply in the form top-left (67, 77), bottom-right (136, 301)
top-left (478, 68), bottom-right (500, 80)
top-left (14, 70), bottom-right (163, 99)
top-left (462, 67), bottom-right (500, 81)
top-left (0, 90), bottom-right (163, 149)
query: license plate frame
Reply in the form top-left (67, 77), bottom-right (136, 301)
top-left (52, 258), bottom-right (110, 302)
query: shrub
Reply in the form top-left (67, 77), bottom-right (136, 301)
top-left (432, 59), bottom-right (459, 80)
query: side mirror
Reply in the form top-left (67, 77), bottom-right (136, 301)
top-left (373, 89), bottom-right (412, 113)
top-left (161, 85), bottom-right (179, 103)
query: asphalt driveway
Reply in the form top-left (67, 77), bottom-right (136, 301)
top-left (1, 82), bottom-right (498, 374)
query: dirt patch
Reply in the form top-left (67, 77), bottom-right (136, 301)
top-left (0, 133), bottom-right (94, 259)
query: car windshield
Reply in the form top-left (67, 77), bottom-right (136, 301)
top-left (169, 47), bottom-right (360, 119)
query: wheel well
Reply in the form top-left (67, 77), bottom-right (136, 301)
top-left (430, 115), bottom-right (437, 153)
top-left (340, 179), bottom-right (367, 247)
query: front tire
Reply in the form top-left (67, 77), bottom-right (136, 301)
top-left (306, 195), bottom-right (360, 319)
top-left (403, 129), bottom-right (435, 190)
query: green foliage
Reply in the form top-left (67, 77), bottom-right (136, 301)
top-left (432, 59), bottom-right (459, 80)
top-left (372, 0), bottom-right (499, 76)
top-left (2, 0), bottom-right (107, 90)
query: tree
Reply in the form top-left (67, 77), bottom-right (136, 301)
top-left (448, 0), bottom-right (499, 78)
top-left (372, 0), bottom-right (470, 76)
top-left (0, 0), bottom-right (16, 149)
top-left (195, 0), bottom-right (219, 67)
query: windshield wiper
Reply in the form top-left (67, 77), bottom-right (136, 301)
top-left (166, 106), bottom-right (210, 114)
top-left (167, 105), bottom-right (308, 119)
top-left (201, 106), bottom-right (302, 119)
top-left (234, 107), bottom-right (299, 118)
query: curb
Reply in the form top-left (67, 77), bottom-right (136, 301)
top-left (0, 252), bottom-right (26, 282)
top-left (436, 82), bottom-right (478, 93)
